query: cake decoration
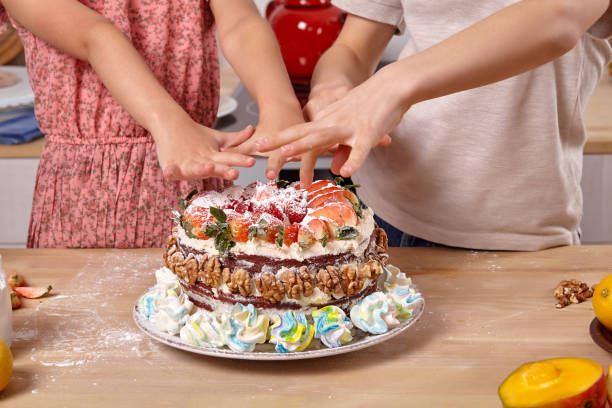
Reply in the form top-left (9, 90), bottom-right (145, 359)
top-left (311, 305), bottom-right (353, 348)
top-left (180, 309), bottom-right (228, 348)
top-left (269, 310), bottom-right (314, 353)
top-left (137, 179), bottom-right (424, 353)
top-left (149, 291), bottom-right (194, 335)
top-left (350, 292), bottom-right (399, 335)
top-left (226, 304), bottom-right (269, 352)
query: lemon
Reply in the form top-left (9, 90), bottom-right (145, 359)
top-left (593, 275), bottom-right (612, 331)
top-left (0, 337), bottom-right (12, 392)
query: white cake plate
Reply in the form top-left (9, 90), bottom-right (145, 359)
top-left (133, 284), bottom-right (424, 361)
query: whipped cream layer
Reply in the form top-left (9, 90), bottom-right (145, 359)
top-left (178, 207), bottom-right (376, 260)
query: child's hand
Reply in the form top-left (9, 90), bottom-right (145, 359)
top-left (228, 103), bottom-right (305, 180)
top-left (255, 69), bottom-right (401, 186)
top-left (153, 118), bottom-right (256, 181)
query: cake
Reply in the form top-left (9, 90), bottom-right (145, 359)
top-left (138, 179), bottom-right (423, 353)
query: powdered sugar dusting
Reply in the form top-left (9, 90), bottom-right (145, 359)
top-left (11, 251), bottom-right (166, 395)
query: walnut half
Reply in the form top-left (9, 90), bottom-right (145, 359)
top-left (254, 272), bottom-right (284, 303)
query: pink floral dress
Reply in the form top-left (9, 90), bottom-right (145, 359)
top-left (1, 1), bottom-right (222, 248)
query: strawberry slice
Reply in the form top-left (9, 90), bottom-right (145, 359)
top-left (307, 185), bottom-right (344, 201)
top-left (182, 207), bottom-right (214, 239)
top-left (283, 224), bottom-right (300, 246)
top-left (297, 219), bottom-right (329, 247)
top-left (307, 190), bottom-right (348, 209)
top-left (284, 198), bottom-right (307, 223)
top-left (14, 285), bottom-right (52, 299)
top-left (228, 217), bottom-right (250, 243)
top-left (311, 202), bottom-right (358, 227)
top-left (306, 180), bottom-right (335, 195)
top-left (7, 273), bottom-right (26, 288)
top-left (297, 225), bottom-right (314, 248)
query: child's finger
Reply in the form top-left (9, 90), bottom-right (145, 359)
top-left (219, 125), bottom-right (255, 149)
top-left (330, 145), bottom-right (351, 175)
top-left (254, 122), bottom-right (319, 152)
top-left (211, 163), bottom-right (239, 180)
top-left (279, 126), bottom-right (343, 157)
top-left (213, 151), bottom-right (256, 168)
top-left (299, 151), bottom-right (318, 189)
top-left (339, 136), bottom-right (372, 177)
top-left (265, 151), bottom-right (285, 180)
top-left (378, 134), bottom-right (392, 147)
top-left (163, 164), bottom-right (181, 180)
top-left (181, 162), bottom-right (215, 180)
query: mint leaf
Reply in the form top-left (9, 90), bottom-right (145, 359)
top-left (204, 223), bottom-right (220, 238)
top-left (276, 179), bottom-right (290, 189)
top-left (178, 189), bottom-right (198, 210)
top-left (319, 235), bottom-right (328, 247)
top-left (210, 207), bottom-right (227, 223)
top-left (183, 221), bottom-right (197, 239)
top-left (337, 226), bottom-right (359, 240)
top-left (275, 225), bottom-right (284, 247)
top-left (169, 208), bottom-right (182, 225)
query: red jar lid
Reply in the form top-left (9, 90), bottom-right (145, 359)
top-left (283, 0), bottom-right (332, 8)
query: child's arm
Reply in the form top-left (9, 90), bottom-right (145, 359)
top-left (210, 0), bottom-right (305, 180)
top-left (1, 0), bottom-right (255, 180)
top-left (257, 0), bottom-right (611, 185)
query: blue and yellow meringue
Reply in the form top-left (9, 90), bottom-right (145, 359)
top-left (226, 304), bottom-right (270, 352)
top-left (383, 264), bottom-right (422, 319)
top-left (385, 284), bottom-right (421, 319)
top-left (150, 292), bottom-right (194, 335)
top-left (138, 288), bottom-right (164, 319)
top-left (311, 305), bottom-right (353, 348)
top-left (269, 310), bottom-right (314, 353)
top-left (350, 292), bottom-right (399, 335)
top-left (180, 310), bottom-right (228, 348)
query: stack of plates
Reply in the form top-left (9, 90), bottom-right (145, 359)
top-left (0, 66), bottom-right (41, 145)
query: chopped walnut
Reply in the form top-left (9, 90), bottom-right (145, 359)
top-left (554, 279), bottom-right (594, 309)
top-left (340, 264), bottom-right (364, 296)
top-left (375, 228), bottom-right (389, 253)
top-left (359, 259), bottom-right (383, 280)
top-left (167, 251), bottom-right (185, 275)
top-left (280, 269), bottom-right (304, 300)
top-left (254, 272), bottom-right (284, 303)
top-left (298, 266), bottom-right (314, 297)
top-left (316, 266), bottom-right (343, 296)
top-left (184, 254), bottom-right (199, 285)
top-left (226, 268), bottom-right (252, 297)
top-left (199, 255), bottom-right (221, 287)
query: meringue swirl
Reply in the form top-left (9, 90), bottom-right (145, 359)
top-left (311, 306), bottom-right (353, 348)
top-left (350, 292), bottom-right (399, 335)
top-left (269, 311), bottom-right (314, 353)
top-left (226, 304), bottom-right (270, 352)
top-left (385, 284), bottom-right (421, 319)
top-left (150, 292), bottom-right (194, 335)
top-left (180, 310), bottom-right (228, 348)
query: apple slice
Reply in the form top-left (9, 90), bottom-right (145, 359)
top-left (499, 358), bottom-right (606, 408)
top-left (14, 285), bottom-right (52, 299)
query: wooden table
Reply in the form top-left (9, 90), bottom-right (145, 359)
top-left (1, 247), bottom-right (611, 407)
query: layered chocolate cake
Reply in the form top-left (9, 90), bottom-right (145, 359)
top-left (138, 180), bottom-right (422, 353)
top-left (163, 179), bottom-right (389, 315)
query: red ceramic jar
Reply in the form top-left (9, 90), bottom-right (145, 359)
top-left (267, 0), bottom-right (345, 102)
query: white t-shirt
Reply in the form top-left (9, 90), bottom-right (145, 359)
top-left (333, 0), bottom-right (612, 250)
